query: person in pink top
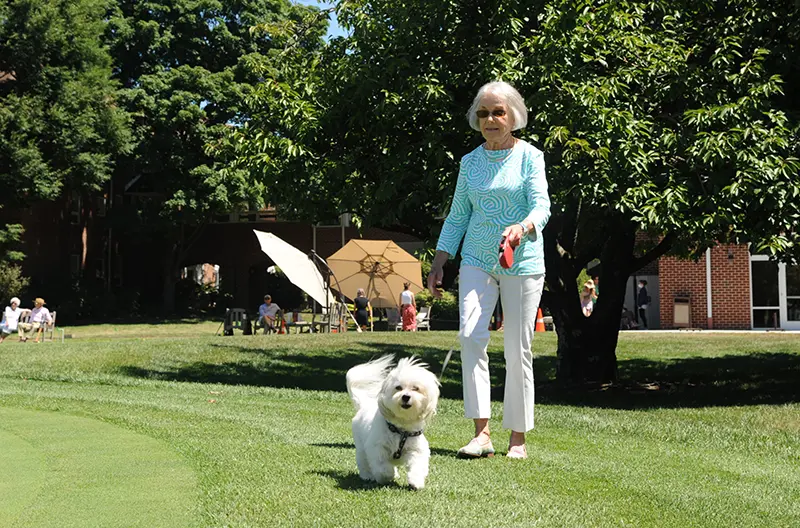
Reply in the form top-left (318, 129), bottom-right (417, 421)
top-left (18, 297), bottom-right (52, 342)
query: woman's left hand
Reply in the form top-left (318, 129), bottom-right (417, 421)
top-left (501, 223), bottom-right (525, 248)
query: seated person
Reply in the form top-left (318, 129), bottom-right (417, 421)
top-left (0, 297), bottom-right (24, 343)
top-left (258, 295), bottom-right (281, 334)
top-left (18, 297), bottom-right (52, 343)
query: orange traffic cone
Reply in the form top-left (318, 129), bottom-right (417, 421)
top-left (535, 308), bottom-right (546, 332)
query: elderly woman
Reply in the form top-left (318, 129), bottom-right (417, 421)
top-left (428, 81), bottom-right (550, 460)
top-left (0, 297), bottom-right (24, 343)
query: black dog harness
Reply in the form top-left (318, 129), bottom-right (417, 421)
top-left (386, 421), bottom-right (423, 459)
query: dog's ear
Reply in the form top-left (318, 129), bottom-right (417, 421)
top-left (378, 394), bottom-right (398, 424)
top-left (421, 371), bottom-right (441, 421)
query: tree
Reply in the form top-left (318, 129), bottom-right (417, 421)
top-left (104, 0), bottom-right (326, 312)
top-left (229, 0), bottom-right (799, 382)
top-left (0, 0), bottom-right (134, 278)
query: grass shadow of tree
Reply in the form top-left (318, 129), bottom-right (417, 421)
top-left (118, 341), bottom-right (800, 409)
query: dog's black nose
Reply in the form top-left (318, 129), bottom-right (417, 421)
top-left (401, 394), bottom-right (411, 403)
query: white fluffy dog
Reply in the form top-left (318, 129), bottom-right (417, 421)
top-left (346, 355), bottom-right (440, 490)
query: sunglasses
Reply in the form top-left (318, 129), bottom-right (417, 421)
top-left (476, 109), bottom-right (507, 119)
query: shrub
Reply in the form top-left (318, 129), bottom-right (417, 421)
top-left (416, 289), bottom-right (459, 321)
top-left (0, 265), bottom-right (29, 305)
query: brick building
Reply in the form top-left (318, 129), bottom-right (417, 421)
top-left (658, 244), bottom-right (800, 330)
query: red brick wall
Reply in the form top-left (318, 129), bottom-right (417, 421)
top-left (659, 244), bottom-right (751, 329)
top-left (708, 245), bottom-right (751, 329)
top-left (660, 253), bottom-right (708, 329)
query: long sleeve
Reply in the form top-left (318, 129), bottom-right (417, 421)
top-left (436, 161), bottom-right (473, 258)
top-left (522, 150), bottom-right (550, 241)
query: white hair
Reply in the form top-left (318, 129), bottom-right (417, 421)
top-left (467, 81), bottom-right (528, 131)
top-left (10, 297), bottom-right (20, 306)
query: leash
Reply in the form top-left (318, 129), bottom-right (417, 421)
top-left (436, 256), bottom-right (500, 380)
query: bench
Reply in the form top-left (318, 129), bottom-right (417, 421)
top-left (18, 310), bottom-right (62, 342)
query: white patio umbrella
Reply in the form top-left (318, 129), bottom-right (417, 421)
top-left (252, 230), bottom-right (335, 308)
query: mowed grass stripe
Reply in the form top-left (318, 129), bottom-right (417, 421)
top-left (0, 408), bottom-right (197, 528)
top-left (0, 427), bottom-right (46, 526)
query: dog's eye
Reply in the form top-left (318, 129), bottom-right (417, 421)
top-left (395, 385), bottom-right (402, 391)
top-left (412, 386), bottom-right (420, 392)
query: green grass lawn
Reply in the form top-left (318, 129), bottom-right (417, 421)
top-left (1, 327), bottom-right (798, 527)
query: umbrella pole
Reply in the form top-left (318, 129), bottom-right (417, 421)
top-left (309, 250), bottom-right (335, 332)
top-left (310, 250), bottom-right (360, 333)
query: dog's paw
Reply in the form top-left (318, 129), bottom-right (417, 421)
top-left (407, 477), bottom-right (425, 490)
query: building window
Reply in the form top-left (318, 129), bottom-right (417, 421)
top-left (751, 259), bottom-right (779, 328)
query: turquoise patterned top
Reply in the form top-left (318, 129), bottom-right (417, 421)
top-left (436, 140), bottom-right (550, 275)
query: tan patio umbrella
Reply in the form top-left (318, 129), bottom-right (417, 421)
top-left (327, 240), bottom-right (423, 309)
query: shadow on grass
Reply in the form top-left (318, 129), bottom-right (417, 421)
top-left (66, 316), bottom-right (216, 327)
top-left (118, 342), bottom-right (800, 409)
top-left (539, 352), bottom-right (800, 409)
top-left (311, 470), bottom-right (405, 491)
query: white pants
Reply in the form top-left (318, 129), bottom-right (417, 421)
top-left (458, 266), bottom-right (544, 432)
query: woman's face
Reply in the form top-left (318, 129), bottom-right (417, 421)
top-left (478, 93), bottom-right (514, 143)
top-left (11, 302), bottom-right (18, 309)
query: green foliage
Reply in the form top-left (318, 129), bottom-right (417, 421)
top-left (107, 0), bottom-right (327, 227)
top-left (0, 223), bottom-right (25, 264)
top-left (175, 278), bottom-right (232, 316)
top-left (0, 265), bottom-right (29, 304)
top-left (0, 0), bottom-right (134, 203)
top-left (415, 288), bottom-right (459, 321)
top-left (230, 0), bottom-right (799, 259)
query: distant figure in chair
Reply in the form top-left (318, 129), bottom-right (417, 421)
top-left (258, 295), bottom-right (281, 334)
top-left (400, 282), bottom-right (417, 331)
top-left (18, 297), bottom-right (52, 343)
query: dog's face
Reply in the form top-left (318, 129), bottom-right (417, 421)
top-left (378, 357), bottom-right (440, 426)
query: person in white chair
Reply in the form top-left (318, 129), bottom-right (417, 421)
top-left (0, 297), bottom-right (24, 343)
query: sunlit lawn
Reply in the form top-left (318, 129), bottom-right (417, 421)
top-left (1, 326), bottom-right (798, 527)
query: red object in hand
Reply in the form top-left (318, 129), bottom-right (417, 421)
top-left (499, 236), bottom-right (519, 269)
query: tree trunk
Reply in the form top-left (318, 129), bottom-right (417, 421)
top-left (544, 219), bottom-right (636, 384)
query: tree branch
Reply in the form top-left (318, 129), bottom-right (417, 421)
top-left (630, 232), bottom-right (676, 274)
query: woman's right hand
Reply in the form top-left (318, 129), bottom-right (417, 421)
top-left (427, 250), bottom-right (450, 299)
top-left (427, 265), bottom-right (444, 298)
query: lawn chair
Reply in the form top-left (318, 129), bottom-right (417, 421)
top-left (224, 308), bottom-right (252, 335)
top-left (415, 306), bottom-right (431, 331)
top-left (386, 307), bottom-right (401, 331)
top-left (253, 309), bottom-right (284, 334)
